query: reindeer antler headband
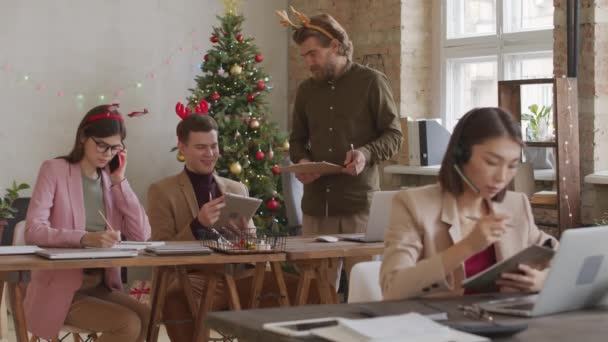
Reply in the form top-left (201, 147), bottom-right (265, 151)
top-left (275, 6), bottom-right (335, 40)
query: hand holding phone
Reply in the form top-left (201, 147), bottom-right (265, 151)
top-left (109, 148), bottom-right (127, 185)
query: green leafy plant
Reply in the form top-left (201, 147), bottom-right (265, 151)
top-left (0, 181), bottom-right (30, 221)
top-left (522, 104), bottom-right (552, 141)
top-left (593, 212), bottom-right (608, 226)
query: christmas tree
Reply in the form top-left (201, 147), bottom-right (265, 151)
top-left (175, 1), bottom-right (289, 232)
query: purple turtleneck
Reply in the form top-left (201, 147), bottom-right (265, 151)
top-left (185, 167), bottom-right (222, 239)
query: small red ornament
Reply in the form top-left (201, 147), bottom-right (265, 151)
top-left (255, 150), bottom-right (265, 160)
top-left (255, 53), bottom-right (264, 63)
top-left (236, 33), bottom-right (243, 42)
top-left (211, 92), bottom-right (221, 101)
top-left (204, 54), bottom-right (209, 62)
top-left (210, 35), bottom-right (219, 43)
top-left (266, 197), bottom-right (279, 211)
top-left (247, 93), bottom-right (255, 102)
top-left (256, 81), bottom-right (266, 90)
top-left (272, 165), bottom-right (281, 175)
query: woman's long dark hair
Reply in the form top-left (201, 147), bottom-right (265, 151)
top-left (60, 104), bottom-right (126, 164)
top-left (438, 107), bottom-right (524, 202)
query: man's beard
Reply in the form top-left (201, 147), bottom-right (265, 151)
top-left (311, 59), bottom-right (337, 81)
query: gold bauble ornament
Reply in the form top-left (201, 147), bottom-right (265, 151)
top-left (282, 141), bottom-right (290, 150)
top-left (176, 150), bottom-right (185, 162)
top-left (249, 118), bottom-right (260, 129)
top-left (230, 161), bottom-right (243, 175)
top-left (230, 64), bottom-right (242, 76)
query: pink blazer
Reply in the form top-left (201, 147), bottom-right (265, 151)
top-left (24, 159), bottom-right (150, 339)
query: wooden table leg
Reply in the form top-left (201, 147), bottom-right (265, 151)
top-left (270, 261), bottom-right (290, 307)
top-left (193, 273), bottom-right (219, 342)
top-left (249, 263), bottom-right (266, 309)
top-left (294, 263), bottom-right (314, 306)
top-left (314, 259), bottom-right (338, 304)
top-left (146, 267), bottom-right (170, 342)
top-left (7, 271), bottom-right (30, 342)
top-left (176, 266), bottom-right (198, 317)
top-left (224, 274), bottom-right (241, 311)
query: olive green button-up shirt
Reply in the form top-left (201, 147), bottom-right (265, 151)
top-left (289, 63), bottom-right (402, 216)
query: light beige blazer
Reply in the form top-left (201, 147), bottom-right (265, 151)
top-left (380, 183), bottom-right (557, 300)
top-left (147, 170), bottom-right (253, 241)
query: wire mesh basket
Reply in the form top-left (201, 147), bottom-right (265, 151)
top-left (200, 228), bottom-right (286, 254)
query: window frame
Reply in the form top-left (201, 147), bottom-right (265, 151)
top-left (440, 0), bottom-right (554, 129)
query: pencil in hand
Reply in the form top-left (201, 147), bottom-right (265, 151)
top-left (98, 210), bottom-right (122, 242)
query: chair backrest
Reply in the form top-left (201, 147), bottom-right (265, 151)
top-left (347, 261), bottom-right (383, 303)
top-left (12, 221), bottom-right (26, 247)
top-left (280, 156), bottom-right (303, 234)
top-left (514, 162), bottom-right (535, 198)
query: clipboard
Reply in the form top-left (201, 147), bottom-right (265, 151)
top-left (280, 162), bottom-right (343, 175)
top-left (212, 193), bottom-right (262, 229)
top-left (462, 244), bottom-right (555, 292)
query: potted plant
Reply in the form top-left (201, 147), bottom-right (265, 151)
top-left (522, 104), bottom-right (554, 169)
top-left (0, 181), bottom-right (30, 240)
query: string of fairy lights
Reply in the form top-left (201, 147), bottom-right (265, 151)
top-left (0, 29), bottom-right (207, 104)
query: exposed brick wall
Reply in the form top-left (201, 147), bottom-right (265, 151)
top-left (555, 0), bottom-right (608, 223)
top-left (287, 0), bottom-right (432, 126)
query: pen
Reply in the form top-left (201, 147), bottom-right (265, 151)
top-left (98, 210), bottom-right (121, 242)
top-left (350, 143), bottom-right (355, 156)
top-left (209, 191), bottom-right (213, 201)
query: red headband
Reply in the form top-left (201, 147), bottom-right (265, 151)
top-left (85, 103), bottom-right (124, 124)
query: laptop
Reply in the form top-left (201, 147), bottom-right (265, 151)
top-left (36, 248), bottom-right (139, 260)
top-left (478, 226), bottom-right (608, 317)
top-left (342, 191), bottom-right (398, 243)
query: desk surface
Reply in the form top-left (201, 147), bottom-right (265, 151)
top-left (205, 295), bottom-right (608, 342)
top-left (285, 235), bottom-right (384, 260)
top-left (384, 165), bottom-right (556, 181)
top-left (0, 248), bottom-right (285, 272)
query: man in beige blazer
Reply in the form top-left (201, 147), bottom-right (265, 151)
top-left (147, 113), bottom-right (252, 342)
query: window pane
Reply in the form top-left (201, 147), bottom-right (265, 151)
top-left (504, 0), bottom-right (554, 33)
top-left (446, 56), bottom-right (498, 129)
top-left (447, 0), bottom-right (496, 39)
top-left (504, 51), bottom-right (553, 80)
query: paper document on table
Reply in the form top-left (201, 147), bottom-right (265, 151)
top-left (311, 313), bottom-right (488, 342)
top-left (112, 241), bottom-right (165, 250)
top-left (0, 246), bottom-right (42, 255)
top-left (280, 162), bottom-right (343, 175)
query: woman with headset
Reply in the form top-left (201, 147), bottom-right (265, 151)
top-left (380, 107), bottom-right (557, 300)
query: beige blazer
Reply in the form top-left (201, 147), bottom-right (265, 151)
top-left (380, 183), bottom-right (557, 300)
top-left (147, 170), bottom-right (253, 241)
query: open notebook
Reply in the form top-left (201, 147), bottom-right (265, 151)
top-left (36, 248), bottom-right (138, 260)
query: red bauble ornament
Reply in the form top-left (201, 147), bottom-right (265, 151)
top-left (210, 35), bottom-right (219, 43)
top-left (204, 54), bottom-right (209, 62)
top-left (256, 81), bottom-right (266, 90)
top-left (272, 165), bottom-right (281, 175)
top-left (255, 53), bottom-right (264, 63)
top-left (266, 198), bottom-right (279, 211)
top-left (211, 92), bottom-right (221, 101)
top-left (247, 93), bottom-right (255, 102)
top-left (255, 150), bottom-right (265, 160)
top-left (236, 33), bottom-right (243, 42)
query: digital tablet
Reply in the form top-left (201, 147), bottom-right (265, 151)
top-left (263, 317), bottom-right (341, 337)
top-left (212, 193), bottom-right (262, 229)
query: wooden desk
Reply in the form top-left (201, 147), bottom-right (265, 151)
top-left (205, 294), bottom-right (608, 342)
top-left (284, 235), bottom-right (384, 305)
top-left (0, 248), bottom-right (288, 342)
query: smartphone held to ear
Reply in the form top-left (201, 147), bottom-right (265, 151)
top-left (109, 153), bottom-right (121, 173)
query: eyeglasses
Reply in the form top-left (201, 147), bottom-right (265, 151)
top-left (90, 137), bottom-right (124, 155)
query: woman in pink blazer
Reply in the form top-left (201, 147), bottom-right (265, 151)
top-left (24, 104), bottom-right (151, 341)
top-left (381, 107), bottom-right (557, 300)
